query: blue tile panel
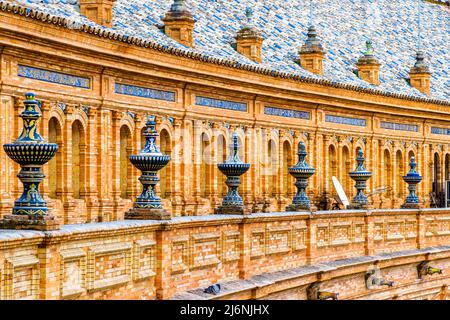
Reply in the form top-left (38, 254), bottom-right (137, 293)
top-left (325, 114), bottom-right (366, 126)
top-left (115, 83), bottom-right (176, 102)
top-left (264, 106), bottom-right (310, 120)
top-left (11, 0), bottom-right (450, 102)
top-left (380, 121), bottom-right (418, 132)
top-left (18, 64), bottom-right (90, 89)
top-left (431, 127), bottom-right (450, 135)
top-left (195, 96), bottom-right (247, 112)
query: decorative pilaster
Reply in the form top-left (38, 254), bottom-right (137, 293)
top-left (0, 93), bottom-right (59, 230)
top-left (216, 133), bottom-right (250, 215)
top-left (348, 149), bottom-right (373, 209)
top-left (126, 116), bottom-right (171, 220)
top-left (402, 156), bottom-right (423, 209)
top-left (286, 142), bottom-right (316, 212)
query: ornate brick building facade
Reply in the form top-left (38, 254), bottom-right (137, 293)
top-left (0, 0), bottom-right (449, 300)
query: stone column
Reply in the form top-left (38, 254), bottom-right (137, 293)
top-left (0, 95), bottom-right (15, 217)
top-left (192, 120), bottom-right (203, 213)
top-left (110, 110), bottom-right (122, 221)
top-left (61, 105), bottom-right (75, 224)
top-left (242, 127), bottom-right (254, 212)
top-left (171, 119), bottom-right (184, 216)
top-left (320, 134), bottom-right (331, 209)
top-left (84, 108), bottom-right (99, 222)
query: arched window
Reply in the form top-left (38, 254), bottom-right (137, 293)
top-left (72, 120), bottom-right (85, 199)
top-left (120, 125), bottom-right (132, 199)
top-left (48, 117), bottom-right (62, 199)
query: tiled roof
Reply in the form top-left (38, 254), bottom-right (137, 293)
top-left (8, 0), bottom-right (450, 102)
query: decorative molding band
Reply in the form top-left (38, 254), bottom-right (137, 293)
top-left (195, 96), bottom-right (248, 112)
top-left (380, 121), bottom-right (418, 132)
top-left (264, 106), bottom-right (310, 120)
top-left (325, 114), bottom-right (366, 127)
top-left (431, 127), bottom-right (450, 135)
top-left (115, 83), bottom-right (176, 102)
top-left (18, 65), bottom-right (90, 89)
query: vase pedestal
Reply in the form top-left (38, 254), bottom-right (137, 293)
top-left (286, 203), bottom-right (318, 213)
top-left (0, 214), bottom-right (59, 231)
top-left (400, 203), bottom-right (423, 209)
top-left (125, 208), bottom-right (171, 220)
top-left (215, 205), bottom-right (251, 215)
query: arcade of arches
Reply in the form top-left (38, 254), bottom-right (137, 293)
top-left (1, 96), bottom-right (450, 224)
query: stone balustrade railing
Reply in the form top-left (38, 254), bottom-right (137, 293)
top-left (0, 208), bottom-right (449, 300)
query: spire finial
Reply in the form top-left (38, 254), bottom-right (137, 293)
top-left (170, 0), bottom-right (187, 13)
top-left (245, 6), bottom-right (254, 27)
top-left (364, 40), bottom-right (374, 56)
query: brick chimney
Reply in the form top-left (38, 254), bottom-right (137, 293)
top-left (409, 51), bottom-right (432, 95)
top-left (356, 40), bottom-right (381, 86)
top-left (162, 0), bottom-right (196, 47)
top-left (298, 26), bottom-right (326, 75)
top-left (235, 7), bottom-right (264, 63)
top-left (79, 0), bottom-right (115, 28)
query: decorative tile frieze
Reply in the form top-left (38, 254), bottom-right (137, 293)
top-left (18, 65), bottom-right (91, 89)
top-left (115, 83), bottom-right (176, 102)
top-left (264, 106), bottom-right (310, 120)
top-left (325, 114), bottom-right (366, 127)
top-left (431, 127), bottom-right (450, 135)
top-left (380, 121), bottom-right (418, 132)
top-left (195, 96), bottom-right (247, 112)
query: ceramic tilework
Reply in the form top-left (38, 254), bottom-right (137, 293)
top-left (195, 96), bottom-right (247, 112)
top-left (264, 106), bottom-right (310, 120)
top-left (18, 65), bottom-right (90, 89)
top-left (380, 121), bottom-right (418, 132)
top-left (325, 114), bottom-right (366, 126)
top-left (115, 83), bottom-right (176, 102)
top-left (12, 0), bottom-right (450, 102)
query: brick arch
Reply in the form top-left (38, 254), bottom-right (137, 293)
top-left (48, 104), bottom-right (65, 127)
top-left (119, 113), bottom-right (136, 134)
top-left (71, 108), bottom-right (88, 131)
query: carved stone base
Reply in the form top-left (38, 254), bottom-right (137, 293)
top-left (286, 204), bottom-right (317, 213)
top-left (0, 214), bottom-right (60, 231)
top-left (348, 203), bottom-right (374, 210)
top-left (125, 208), bottom-right (171, 220)
top-left (215, 205), bottom-right (251, 215)
top-left (401, 202), bottom-right (423, 209)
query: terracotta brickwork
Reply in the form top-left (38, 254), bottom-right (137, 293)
top-left (0, 11), bottom-right (449, 222)
top-left (0, 209), bottom-right (449, 300)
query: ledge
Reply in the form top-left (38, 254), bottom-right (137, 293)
top-left (172, 245), bottom-right (450, 300)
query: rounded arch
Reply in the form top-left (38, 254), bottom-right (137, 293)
top-left (72, 119), bottom-right (86, 199)
top-left (282, 139), bottom-right (294, 197)
top-left (328, 143), bottom-right (338, 197)
top-left (119, 113), bottom-right (135, 136)
top-left (432, 152), bottom-right (442, 205)
top-left (200, 131), bottom-right (213, 198)
top-left (267, 138), bottom-right (278, 197)
top-left (48, 117), bottom-right (63, 199)
top-left (445, 153), bottom-right (450, 182)
top-left (342, 145), bottom-right (351, 197)
top-left (383, 148), bottom-right (392, 200)
top-left (395, 149), bottom-right (404, 198)
top-left (216, 133), bottom-right (228, 198)
top-left (120, 125), bottom-right (133, 199)
top-left (159, 128), bottom-right (172, 199)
